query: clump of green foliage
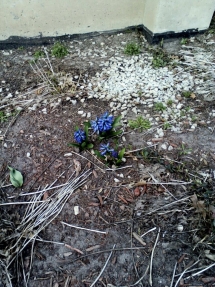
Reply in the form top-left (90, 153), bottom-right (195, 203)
top-left (51, 42), bottom-right (68, 58)
top-left (0, 111), bottom-right (7, 123)
top-left (152, 49), bottom-right (170, 68)
top-left (34, 50), bottom-right (45, 60)
top-left (154, 102), bottom-right (166, 112)
top-left (180, 38), bottom-right (188, 45)
top-left (182, 91), bottom-right (192, 98)
top-left (128, 116), bottom-right (151, 131)
top-left (124, 42), bottom-right (140, 56)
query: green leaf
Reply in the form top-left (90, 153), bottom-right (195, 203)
top-left (75, 125), bottom-right (79, 131)
top-left (87, 143), bottom-right (94, 149)
top-left (81, 142), bottom-right (86, 148)
top-left (84, 121), bottom-right (90, 141)
top-left (68, 143), bottom-right (80, 148)
top-left (94, 150), bottom-right (105, 160)
top-left (8, 166), bottom-right (23, 188)
top-left (118, 148), bottom-right (125, 160)
top-left (112, 116), bottom-right (121, 129)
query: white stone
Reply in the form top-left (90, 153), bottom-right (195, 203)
top-left (161, 143), bottom-right (167, 150)
top-left (78, 110), bottom-right (84, 115)
top-left (27, 152), bottom-right (31, 157)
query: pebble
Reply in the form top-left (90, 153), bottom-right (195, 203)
top-left (27, 152), bottom-right (30, 157)
top-left (78, 110), bottom-right (84, 115)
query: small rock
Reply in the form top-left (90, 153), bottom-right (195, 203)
top-left (27, 152), bottom-right (31, 157)
top-left (71, 100), bottom-right (77, 105)
top-left (78, 110), bottom-right (84, 115)
top-left (161, 143), bottom-right (167, 150)
top-left (3, 143), bottom-right (7, 148)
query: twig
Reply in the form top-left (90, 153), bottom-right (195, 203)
top-left (146, 196), bottom-right (190, 215)
top-left (61, 221), bottom-right (107, 234)
top-left (106, 165), bottom-right (132, 171)
top-left (131, 221), bottom-right (143, 287)
top-left (0, 200), bottom-right (49, 206)
top-left (170, 262), bottom-right (177, 287)
top-left (149, 227), bottom-right (160, 286)
top-left (174, 260), bottom-right (200, 287)
top-left (125, 144), bottom-right (158, 154)
top-left (141, 227), bottom-right (156, 238)
top-left (120, 265), bottom-right (149, 287)
top-left (184, 261), bottom-right (215, 279)
top-left (89, 244), bottom-right (116, 287)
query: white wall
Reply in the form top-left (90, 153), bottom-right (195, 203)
top-left (0, 0), bottom-right (214, 41)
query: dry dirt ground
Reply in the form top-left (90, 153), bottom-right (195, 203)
top-left (0, 20), bottom-right (215, 287)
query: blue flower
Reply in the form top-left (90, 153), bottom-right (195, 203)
top-left (111, 150), bottom-right (118, 158)
top-left (74, 129), bottom-right (86, 144)
top-left (99, 143), bottom-right (114, 156)
top-left (97, 112), bottom-right (114, 132)
top-left (91, 117), bottom-right (100, 133)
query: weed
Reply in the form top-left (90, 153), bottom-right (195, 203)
top-left (128, 116), bottom-right (151, 131)
top-left (34, 50), bottom-right (45, 60)
top-left (166, 99), bottom-right (173, 106)
top-left (0, 111), bottom-right (7, 123)
top-left (178, 143), bottom-right (192, 155)
top-left (51, 42), bottom-right (68, 58)
top-left (191, 116), bottom-right (197, 122)
top-left (154, 102), bottom-right (166, 112)
top-left (163, 122), bottom-right (171, 130)
top-left (182, 91), bottom-right (192, 98)
top-left (180, 38), bottom-right (188, 45)
top-left (152, 49), bottom-right (170, 68)
top-left (124, 42), bottom-right (140, 56)
top-left (18, 46), bottom-right (24, 50)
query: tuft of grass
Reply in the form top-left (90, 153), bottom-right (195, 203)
top-left (163, 122), bottom-right (171, 130)
top-left (182, 91), bottom-right (192, 98)
top-left (154, 102), bottom-right (166, 112)
top-left (34, 50), bottom-right (45, 60)
top-left (124, 42), bottom-right (140, 56)
top-left (152, 49), bottom-right (170, 68)
top-left (51, 42), bottom-right (68, 58)
top-left (0, 111), bottom-right (7, 123)
top-left (166, 99), bottom-right (173, 106)
top-left (128, 116), bottom-right (151, 131)
top-left (180, 38), bottom-right (189, 45)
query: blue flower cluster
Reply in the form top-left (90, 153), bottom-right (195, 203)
top-left (74, 129), bottom-right (86, 144)
top-left (99, 143), bottom-right (118, 158)
top-left (91, 112), bottom-right (114, 134)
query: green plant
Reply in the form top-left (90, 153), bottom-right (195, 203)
top-left (124, 42), bottom-right (140, 56)
top-left (182, 91), bottom-right (192, 98)
top-left (180, 38), bottom-right (188, 45)
top-left (166, 99), bottom-right (173, 106)
top-left (191, 116), bottom-right (197, 122)
top-left (163, 122), bottom-right (171, 130)
top-left (128, 116), bottom-right (151, 131)
top-left (178, 143), bottom-right (192, 155)
top-left (0, 111), bottom-right (7, 123)
top-left (8, 166), bottom-right (23, 187)
top-left (34, 50), bottom-right (45, 60)
top-left (18, 46), bottom-right (24, 50)
top-left (51, 42), bottom-right (68, 58)
top-left (154, 102), bottom-right (166, 112)
top-left (152, 49), bottom-right (170, 68)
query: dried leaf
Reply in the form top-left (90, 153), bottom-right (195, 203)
top-left (43, 191), bottom-right (49, 200)
top-left (201, 277), bottom-right (215, 283)
top-left (190, 193), bottom-right (207, 219)
top-left (89, 202), bottom-right (100, 207)
top-left (73, 159), bottom-right (81, 176)
top-left (92, 170), bottom-right (98, 178)
top-left (64, 244), bottom-right (83, 254)
top-left (118, 195), bottom-right (128, 204)
top-left (134, 187), bottom-right (141, 197)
